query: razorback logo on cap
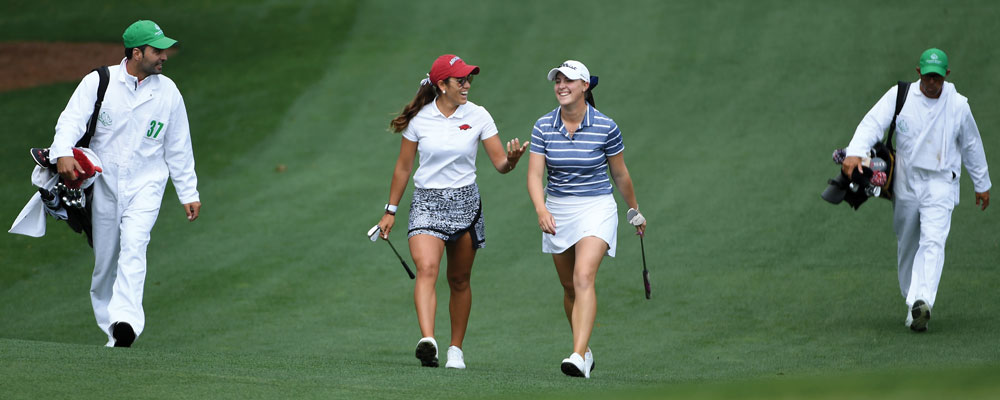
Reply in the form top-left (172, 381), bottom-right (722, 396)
top-left (450, 56), bottom-right (461, 66)
top-left (459, 124), bottom-right (471, 130)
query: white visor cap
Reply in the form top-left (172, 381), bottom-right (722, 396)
top-left (547, 60), bottom-right (590, 83)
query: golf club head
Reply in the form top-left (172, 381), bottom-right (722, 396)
top-left (626, 208), bottom-right (638, 221)
top-left (367, 225), bottom-right (380, 242)
top-left (870, 157), bottom-right (887, 172)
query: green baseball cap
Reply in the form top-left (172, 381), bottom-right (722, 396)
top-left (919, 48), bottom-right (948, 76)
top-left (122, 20), bottom-right (177, 49)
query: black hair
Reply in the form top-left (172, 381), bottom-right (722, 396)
top-left (124, 45), bottom-right (149, 60)
top-left (390, 83), bottom-right (441, 133)
top-left (584, 76), bottom-right (599, 108)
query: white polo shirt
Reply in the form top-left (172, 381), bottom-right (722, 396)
top-left (402, 100), bottom-right (498, 189)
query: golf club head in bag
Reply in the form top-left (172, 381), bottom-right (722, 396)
top-left (821, 166), bottom-right (877, 210)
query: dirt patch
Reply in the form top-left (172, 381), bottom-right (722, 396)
top-left (0, 42), bottom-right (124, 92)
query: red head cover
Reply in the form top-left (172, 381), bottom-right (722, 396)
top-left (64, 148), bottom-right (103, 189)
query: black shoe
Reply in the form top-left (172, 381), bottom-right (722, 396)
top-left (414, 338), bottom-right (439, 367)
top-left (112, 322), bottom-right (136, 347)
top-left (909, 300), bottom-right (931, 332)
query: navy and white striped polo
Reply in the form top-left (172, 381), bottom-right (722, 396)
top-left (530, 105), bottom-right (624, 197)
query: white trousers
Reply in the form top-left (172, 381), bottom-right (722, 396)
top-left (90, 167), bottom-right (163, 346)
top-left (892, 168), bottom-right (956, 309)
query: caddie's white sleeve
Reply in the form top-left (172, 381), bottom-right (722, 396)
top-left (164, 93), bottom-right (200, 204)
top-left (958, 104), bottom-right (991, 193)
top-left (845, 86), bottom-right (896, 158)
top-left (50, 71), bottom-right (99, 160)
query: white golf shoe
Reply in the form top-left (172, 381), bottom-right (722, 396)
top-left (561, 352), bottom-right (588, 378)
top-left (445, 346), bottom-right (466, 369)
top-left (585, 348), bottom-right (594, 374)
top-left (415, 337), bottom-right (439, 367)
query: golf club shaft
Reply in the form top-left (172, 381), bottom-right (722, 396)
top-left (640, 233), bottom-right (650, 300)
top-left (386, 239), bottom-right (416, 279)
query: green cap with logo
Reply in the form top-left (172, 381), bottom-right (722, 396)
top-left (919, 48), bottom-right (948, 76)
top-left (122, 20), bottom-right (177, 49)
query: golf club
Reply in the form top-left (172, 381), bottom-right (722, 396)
top-left (367, 225), bottom-right (415, 279)
top-left (639, 233), bottom-right (650, 299)
top-left (626, 208), bottom-right (651, 299)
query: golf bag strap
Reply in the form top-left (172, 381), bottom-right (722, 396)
top-left (75, 66), bottom-right (110, 148)
top-left (884, 81), bottom-right (910, 150)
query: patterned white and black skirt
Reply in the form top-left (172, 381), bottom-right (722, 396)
top-left (408, 183), bottom-right (485, 249)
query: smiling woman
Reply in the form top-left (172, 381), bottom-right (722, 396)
top-left (526, 59), bottom-right (646, 379)
top-left (376, 54), bottom-right (529, 370)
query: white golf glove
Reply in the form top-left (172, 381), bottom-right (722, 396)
top-left (626, 208), bottom-right (645, 226)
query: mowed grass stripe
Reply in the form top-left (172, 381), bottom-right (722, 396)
top-left (1, 1), bottom-right (998, 399)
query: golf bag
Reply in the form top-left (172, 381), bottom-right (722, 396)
top-left (14, 66), bottom-right (109, 247)
top-left (822, 81), bottom-right (909, 210)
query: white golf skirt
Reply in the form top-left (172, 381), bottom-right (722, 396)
top-left (542, 193), bottom-right (617, 257)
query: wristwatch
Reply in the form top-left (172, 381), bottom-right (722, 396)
top-left (384, 204), bottom-right (398, 215)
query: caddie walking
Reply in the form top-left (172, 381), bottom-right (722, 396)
top-left (842, 48), bottom-right (990, 332)
top-left (50, 20), bottom-right (201, 347)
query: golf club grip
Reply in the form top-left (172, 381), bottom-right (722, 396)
top-left (401, 261), bottom-right (415, 279)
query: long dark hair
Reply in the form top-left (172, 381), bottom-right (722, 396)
top-left (390, 83), bottom-right (439, 133)
top-left (584, 76), bottom-right (598, 108)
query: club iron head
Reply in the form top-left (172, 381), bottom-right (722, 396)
top-left (367, 225), bottom-right (380, 242)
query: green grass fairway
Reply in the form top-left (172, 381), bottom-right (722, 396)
top-left (2, 1), bottom-right (999, 398)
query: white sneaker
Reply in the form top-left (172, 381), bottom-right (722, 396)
top-left (445, 346), bottom-right (466, 369)
top-left (584, 348), bottom-right (594, 375)
top-left (415, 337), bottom-right (439, 367)
top-left (561, 352), bottom-right (588, 378)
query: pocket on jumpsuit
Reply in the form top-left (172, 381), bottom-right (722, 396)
top-left (138, 114), bottom-right (167, 159)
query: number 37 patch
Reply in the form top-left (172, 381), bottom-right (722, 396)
top-left (146, 119), bottom-right (165, 139)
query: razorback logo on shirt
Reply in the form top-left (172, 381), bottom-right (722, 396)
top-left (459, 124), bottom-right (471, 130)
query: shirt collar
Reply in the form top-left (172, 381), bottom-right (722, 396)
top-left (429, 98), bottom-right (468, 119)
top-left (911, 80), bottom-right (925, 98)
top-left (552, 104), bottom-right (593, 131)
top-left (120, 57), bottom-right (159, 91)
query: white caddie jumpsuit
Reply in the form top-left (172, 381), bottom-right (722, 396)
top-left (847, 81), bottom-right (991, 310)
top-left (50, 58), bottom-right (199, 345)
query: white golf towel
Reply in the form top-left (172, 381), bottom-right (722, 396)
top-left (910, 82), bottom-right (955, 172)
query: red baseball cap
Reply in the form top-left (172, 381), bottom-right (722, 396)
top-left (429, 54), bottom-right (480, 84)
